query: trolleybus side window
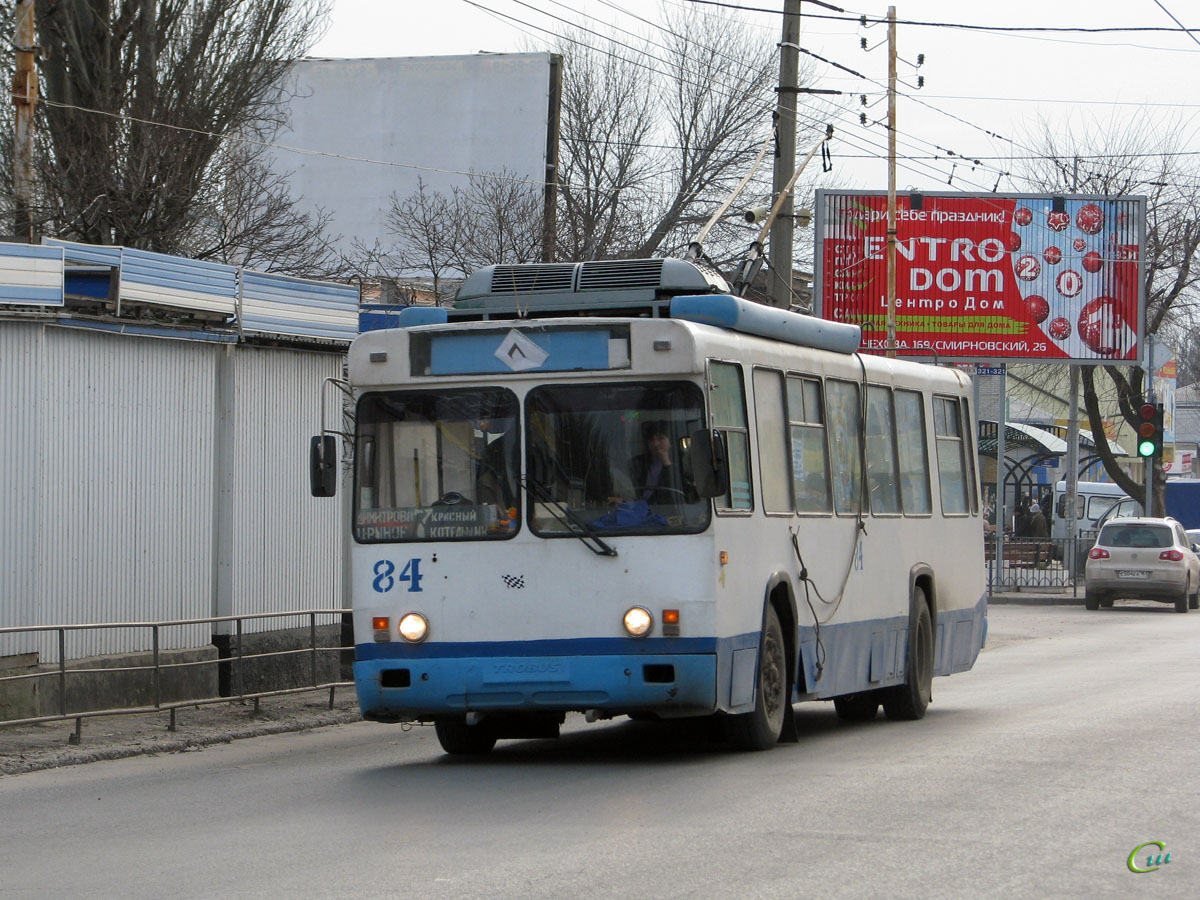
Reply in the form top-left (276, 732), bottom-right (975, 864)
top-left (709, 361), bottom-right (753, 511)
top-left (353, 388), bottom-right (521, 543)
top-left (894, 388), bottom-right (932, 515)
top-left (934, 395), bottom-right (969, 515)
top-left (752, 367), bottom-right (792, 514)
top-left (960, 397), bottom-right (980, 514)
top-left (826, 378), bottom-right (863, 516)
top-left (786, 374), bottom-right (831, 515)
top-left (865, 385), bottom-right (901, 515)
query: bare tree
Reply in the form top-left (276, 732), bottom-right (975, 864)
top-left (374, 4), bottom-right (812, 288)
top-left (554, 25), bottom-right (657, 262)
top-left (0, 0), bottom-right (337, 275)
top-left (457, 171), bottom-right (545, 270)
top-left (557, 4), bottom-right (791, 263)
top-left (1018, 116), bottom-right (1200, 513)
top-left (187, 139), bottom-right (345, 275)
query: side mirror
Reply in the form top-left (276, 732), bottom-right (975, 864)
top-left (310, 434), bottom-right (338, 497)
top-left (686, 428), bottom-right (728, 499)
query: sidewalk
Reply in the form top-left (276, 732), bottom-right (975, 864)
top-left (0, 690), bottom-right (362, 777)
top-left (988, 589), bottom-right (1083, 606)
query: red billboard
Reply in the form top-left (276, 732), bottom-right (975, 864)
top-left (814, 191), bottom-right (1145, 362)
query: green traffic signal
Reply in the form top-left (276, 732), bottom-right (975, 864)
top-left (1136, 403), bottom-right (1164, 458)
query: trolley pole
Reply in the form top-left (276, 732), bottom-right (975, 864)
top-left (768, 0), bottom-right (801, 308)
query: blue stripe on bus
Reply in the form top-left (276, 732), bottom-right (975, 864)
top-left (356, 635), bottom-right (722, 660)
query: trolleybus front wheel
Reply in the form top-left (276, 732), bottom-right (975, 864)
top-left (723, 605), bottom-right (787, 751)
top-left (881, 590), bottom-right (932, 721)
top-left (434, 716), bottom-right (498, 755)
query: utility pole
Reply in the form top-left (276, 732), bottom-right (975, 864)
top-left (768, 0), bottom-right (801, 308)
top-left (885, 5), bottom-right (898, 357)
top-left (12, 0), bottom-right (37, 243)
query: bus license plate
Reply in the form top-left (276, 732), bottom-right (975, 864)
top-left (1117, 570), bottom-right (1150, 579)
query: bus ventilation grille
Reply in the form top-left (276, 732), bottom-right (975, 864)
top-left (490, 264), bottom-right (575, 294)
top-left (501, 574), bottom-right (526, 589)
top-left (577, 258), bottom-right (665, 292)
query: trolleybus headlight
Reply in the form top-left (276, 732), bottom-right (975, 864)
top-left (623, 607), bottom-right (653, 637)
top-left (398, 612), bottom-right (429, 643)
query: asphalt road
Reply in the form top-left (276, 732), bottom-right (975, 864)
top-left (0, 604), bottom-right (1195, 900)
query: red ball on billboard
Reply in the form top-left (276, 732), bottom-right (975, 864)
top-left (1043, 246), bottom-right (1062, 265)
top-left (1014, 206), bottom-right (1033, 226)
top-left (1056, 269), bottom-right (1083, 297)
top-left (1073, 238), bottom-right (1087, 252)
top-left (1078, 296), bottom-right (1123, 355)
top-left (1048, 317), bottom-right (1072, 341)
top-left (1082, 251), bottom-right (1103, 273)
top-left (1076, 203), bottom-right (1104, 235)
top-left (1016, 255), bottom-right (1041, 281)
top-left (1005, 231), bottom-right (1022, 252)
top-left (1025, 295), bottom-right (1049, 323)
top-left (1047, 210), bottom-right (1070, 231)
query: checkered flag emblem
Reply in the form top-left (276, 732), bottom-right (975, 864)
top-left (501, 574), bottom-right (525, 589)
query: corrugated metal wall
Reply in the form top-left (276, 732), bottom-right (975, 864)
top-left (1, 323), bottom-right (44, 658)
top-left (226, 346), bottom-right (343, 626)
top-left (0, 323), bottom-right (344, 662)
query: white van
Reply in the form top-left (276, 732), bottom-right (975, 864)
top-left (1052, 480), bottom-right (1137, 539)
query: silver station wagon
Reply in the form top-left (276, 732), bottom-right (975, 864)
top-left (1085, 517), bottom-right (1200, 613)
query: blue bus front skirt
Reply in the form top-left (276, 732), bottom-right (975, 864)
top-left (354, 648), bottom-right (718, 720)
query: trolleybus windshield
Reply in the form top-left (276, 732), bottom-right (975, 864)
top-left (527, 381), bottom-right (710, 536)
top-left (353, 387), bottom-right (520, 543)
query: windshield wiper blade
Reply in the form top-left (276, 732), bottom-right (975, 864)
top-left (522, 475), bottom-right (618, 557)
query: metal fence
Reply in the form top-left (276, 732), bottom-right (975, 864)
top-left (985, 534), bottom-right (1097, 594)
top-left (0, 609), bottom-right (353, 743)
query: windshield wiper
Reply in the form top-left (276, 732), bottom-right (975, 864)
top-left (523, 474), bottom-right (618, 557)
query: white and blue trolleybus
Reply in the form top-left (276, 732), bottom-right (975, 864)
top-left (310, 258), bottom-right (987, 754)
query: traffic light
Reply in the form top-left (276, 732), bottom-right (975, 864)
top-left (1136, 403), bottom-right (1164, 459)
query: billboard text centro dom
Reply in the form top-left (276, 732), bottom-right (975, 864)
top-left (814, 191), bottom-right (1146, 363)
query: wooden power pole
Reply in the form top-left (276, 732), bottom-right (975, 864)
top-left (885, 5), bottom-right (898, 357)
top-left (768, 0), bottom-right (801, 308)
top-left (12, 0), bottom-right (37, 243)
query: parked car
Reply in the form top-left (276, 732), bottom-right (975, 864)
top-left (1094, 496), bottom-right (1143, 532)
top-left (1085, 517), bottom-right (1200, 613)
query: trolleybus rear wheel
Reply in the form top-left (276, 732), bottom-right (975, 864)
top-left (882, 590), bottom-right (932, 721)
top-left (434, 716), bottom-right (498, 755)
top-left (724, 605), bottom-right (787, 750)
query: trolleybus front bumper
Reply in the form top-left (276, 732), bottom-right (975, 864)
top-left (354, 649), bottom-right (718, 720)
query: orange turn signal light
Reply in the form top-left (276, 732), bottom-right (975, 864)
top-left (372, 617), bottom-right (389, 631)
top-left (662, 609), bottom-right (680, 625)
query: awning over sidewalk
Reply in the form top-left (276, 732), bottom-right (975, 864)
top-left (978, 420), bottom-right (1067, 456)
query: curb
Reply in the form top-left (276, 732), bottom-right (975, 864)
top-left (988, 593), bottom-right (1081, 606)
top-left (0, 708), bottom-right (362, 777)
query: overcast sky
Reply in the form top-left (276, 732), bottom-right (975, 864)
top-left (309, 1), bottom-right (1200, 194)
